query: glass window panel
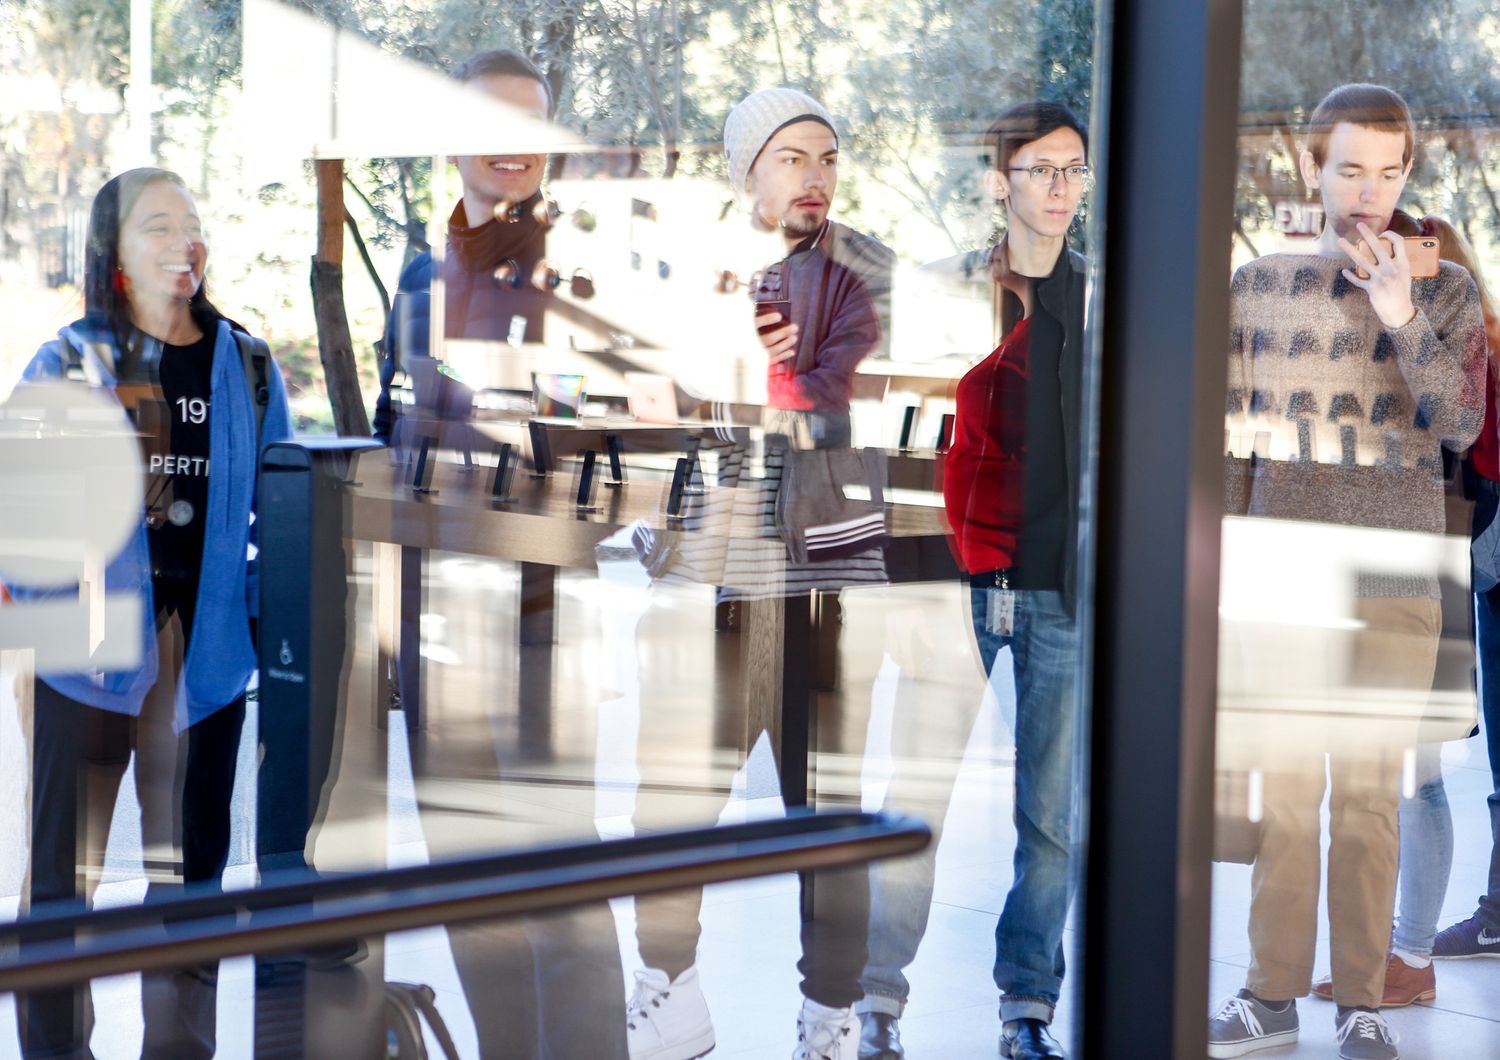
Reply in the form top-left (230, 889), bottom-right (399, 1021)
top-left (0, 1), bottom-right (1114, 1055)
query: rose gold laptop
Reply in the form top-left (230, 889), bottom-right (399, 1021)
top-left (625, 372), bottom-right (679, 424)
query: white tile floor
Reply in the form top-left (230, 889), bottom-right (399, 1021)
top-left (2, 554), bottom-right (1500, 1058)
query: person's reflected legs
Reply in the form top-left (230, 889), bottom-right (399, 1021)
top-left (857, 672), bottom-right (957, 1015)
top-left (856, 643), bottom-right (990, 1059)
top-left (442, 906), bottom-right (627, 1060)
top-left (18, 615), bottom-right (244, 1060)
top-left (627, 585), bottom-right (872, 1059)
top-left (138, 681), bottom-right (246, 1060)
top-left (19, 682), bottom-right (130, 1060)
top-left (627, 591), bottom-right (726, 1060)
top-left (1435, 483), bottom-right (1500, 956)
top-left (413, 659), bottom-right (628, 1058)
top-left (1214, 753), bottom-right (1404, 1057)
top-left (1393, 753), bottom-right (1452, 966)
top-left (797, 861), bottom-right (871, 1049)
top-left (418, 813), bottom-right (628, 1059)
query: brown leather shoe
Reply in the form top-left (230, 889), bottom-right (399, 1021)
top-left (1310, 952), bottom-right (1436, 1007)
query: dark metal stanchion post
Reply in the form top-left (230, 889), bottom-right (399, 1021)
top-left (254, 437), bottom-right (382, 1056)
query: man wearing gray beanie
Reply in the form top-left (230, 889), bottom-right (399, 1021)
top-left (622, 88), bottom-right (893, 1060)
top-left (724, 86), bottom-right (893, 448)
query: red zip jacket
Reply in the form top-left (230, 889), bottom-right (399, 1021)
top-left (943, 318), bottom-right (1033, 573)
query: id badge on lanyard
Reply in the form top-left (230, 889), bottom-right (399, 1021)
top-left (985, 570), bottom-right (1016, 637)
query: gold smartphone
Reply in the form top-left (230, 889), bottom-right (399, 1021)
top-left (1355, 235), bottom-right (1440, 280)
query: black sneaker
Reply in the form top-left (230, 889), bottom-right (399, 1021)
top-left (1432, 913), bottom-right (1500, 959)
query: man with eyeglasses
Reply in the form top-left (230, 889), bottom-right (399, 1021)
top-left (855, 100), bottom-right (1088, 1060)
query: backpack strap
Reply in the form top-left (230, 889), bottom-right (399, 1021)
top-left (232, 330), bottom-right (271, 443)
top-left (58, 334), bottom-right (87, 382)
top-left (57, 333), bottom-right (123, 385)
top-left (409, 983), bottom-right (461, 1060)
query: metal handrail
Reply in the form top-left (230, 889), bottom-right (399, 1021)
top-left (0, 811), bottom-right (928, 993)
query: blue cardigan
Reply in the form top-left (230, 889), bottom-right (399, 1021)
top-left (18, 318), bottom-right (293, 728)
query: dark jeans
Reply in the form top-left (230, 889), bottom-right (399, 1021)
top-left (20, 599), bottom-right (246, 1059)
top-left (1469, 483), bottom-right (1500, 928)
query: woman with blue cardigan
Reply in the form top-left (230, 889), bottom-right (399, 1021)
top-left (15, 167), bottom-right (291, 1059)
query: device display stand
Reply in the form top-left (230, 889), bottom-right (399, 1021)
top-left (935, 413), bottom-right (955, 454)
top-left (491, 442), bottom-right (519, 503)
top-left (896, 405), bottom-right (918, 452)
top-left (604, 432), bottom-right (627, 487)
top-left (411, 436), bottom-right (439, 494)
top-left (665, 457), bottom-right (692, 522)
top-left (528, 421), bottom-right (553, 478)
top-left (681, 437), bottom-right (706, 496)
top-left (575, 450), bottom-right (602, 513)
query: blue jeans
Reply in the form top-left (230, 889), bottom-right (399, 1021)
top-left (1470, 484), bottom-right (1500, 929)
top-left (1394, 743), bottom-right (1452, 958)
top-left (975, 586), bottom-right (1080, 1023)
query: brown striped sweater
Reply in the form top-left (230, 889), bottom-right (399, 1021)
top-left (1226, 253), bottom-right (1486, 542)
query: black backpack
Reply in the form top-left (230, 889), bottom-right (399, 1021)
top-left (59, 328), bottom-right (271, 440)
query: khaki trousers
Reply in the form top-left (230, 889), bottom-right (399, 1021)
top-left (1243, 594), bottom-right (1440, 1009)
top-left (1246, 750), bottom-right (1403, 1008)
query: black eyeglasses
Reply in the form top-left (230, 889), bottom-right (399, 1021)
top-left (1006, 165), bottom-right (1091, 187)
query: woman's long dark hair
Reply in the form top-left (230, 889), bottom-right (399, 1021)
top-left (83, 168), bottom-right (224, 352)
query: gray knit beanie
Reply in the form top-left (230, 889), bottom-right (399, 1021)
top-left (723, 88), bottom-right (837, 195)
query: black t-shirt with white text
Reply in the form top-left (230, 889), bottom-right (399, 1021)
top-left (144, 330), bottom-right (214, 585)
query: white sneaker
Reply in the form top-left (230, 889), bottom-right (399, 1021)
top-left (626, 965), bottom-right (716, 1060)
top-left (793, 999), bottom-right (859, 1060)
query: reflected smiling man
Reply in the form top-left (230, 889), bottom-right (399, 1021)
top-left (372, 48), bottom-right (557, 445)
top-left (372, 49), bottom-right (631, 1060)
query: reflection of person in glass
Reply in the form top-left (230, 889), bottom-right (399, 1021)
top-left (858, 101), bottom-right (1090, 1060)
top-left (1209, 85), bottom-right (1485, 1060)
top-left (11, 168), bottom-right (293, 1058)
top-left (378, 50), bottom-right (629, 1060)
top-left (372, 48), bottom-right (556, 445)
top-left (622, 88), bottom-right (888, 1060)
top-left (1429, 253), bottom-right (1500, 967)
top-left (729, 87), bottom-right (894, 450)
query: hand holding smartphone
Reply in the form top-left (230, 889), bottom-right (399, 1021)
top-left (752, 263), bottom-right (797, 365)
top-left (1353, 234), bottom-right (1440, 280)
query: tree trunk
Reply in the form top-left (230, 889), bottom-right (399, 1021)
top-left (311, 159), bottom-right (371, 437)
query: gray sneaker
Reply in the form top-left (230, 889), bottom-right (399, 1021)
top-left (1207, 990), bottom-right (1299, 1058)
top-left (1336, 1008), bottom-right (1399, 1060)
